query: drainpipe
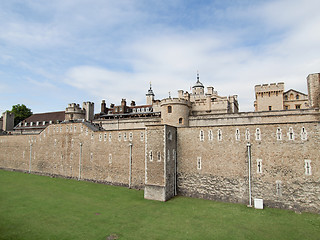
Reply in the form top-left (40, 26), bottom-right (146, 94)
top-left (129, 142), bottom-right (133, 188)
top-left (247, 142), bottom-right (252, 207)
top-left (29, 141), bottom-right (32, 173)
top-left (174, 149), bottom-right (177, 196)
top-left (78, 142), bottom-right (83, 180)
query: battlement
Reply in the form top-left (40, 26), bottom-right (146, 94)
top-left (255, 82), bottom-right (284, 92)
top-left (160, 98), bottom-right (190, 106)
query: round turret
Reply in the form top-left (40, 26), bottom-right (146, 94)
top-left (160, 98), bottom-right (190, 127)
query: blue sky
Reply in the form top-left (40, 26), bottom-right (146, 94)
top-left (1, 0), bottom-right (319, 114)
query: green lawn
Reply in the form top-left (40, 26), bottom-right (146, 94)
top-left (0, 170), bottom-right (319, 240)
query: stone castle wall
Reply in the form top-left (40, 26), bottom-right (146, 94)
top-left (0, 123), bottom-right (146, 189)
top-left (0, 112), bottom-right (319, 213)
top-left (177, 121), bottom-right (319, 213)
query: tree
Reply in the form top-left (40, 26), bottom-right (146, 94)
top-left (9, 104), bottom-right (32, 126)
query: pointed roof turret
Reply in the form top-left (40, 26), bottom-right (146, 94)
top-left (192, 71), bottom-right (204, 88)
top-left (146, 82), bottom-right (154, 96)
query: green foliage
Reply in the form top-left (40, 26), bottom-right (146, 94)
top-left (0, 170), bottom-right (319, 240)
top-left (9, 104), bottom-right (32, 126)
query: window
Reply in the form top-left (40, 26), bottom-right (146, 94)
top-left (86, 128), bottom-right (88, 136)
top-left (54, 139), bottom-right (57, 147)
top-left (71, 139), bottom-right (74, 147)
top-left (301, 127), bottom-right (307, 140)
top-left (49, 120), bottom-right (52, 124)
top-left (157, 152), bottom-right (161, 162)
top-left (276, 181), bottom-right (282, 196)
top-left (66, 126), bottom-right (69, 132)
top-left (91, 133), bottom-right (94, 140)
top-left (30, 122), bottom-right (33, 126)
top-left (285, 105), bottom-right (289, 110)
top-left (268, 106), bottom-right (272, 111)
top-left (149, 150), bottom-right (153, 162)
top-left (305, 160), bottom-right (312, 175)
top-left (179, 118), bottom-right (183, 124)
top-left (36, 121), bottom-right (39, 126)
top-left (43, 121), bottom-right (46, 125)
top-left (197, 157), bottom-right (201, 170)
top-left (129, 132), bottom-right (133, 141)
top-left (140, 132), bottom-right (144, 141)
top-left (245, 128), bottom-right (250, 141)
top-left (296, 95), bottom-right (299, 100)
top-left (167, 151), bottom-right (170, 161)
top-left (295, 105), bottom-right (301, 109)
top-left (168, 106), bottom-right (172, 113)
top-left (217, 129), bottom-right (222, 141)
top-left (118, 133), bottom-right (122, 141)
top-left (104, 133), bottom-right (107, 141)
top-left (109, 154), bottom-right (112, 164)
top-left (90, 153), bottom-right (93, 161)
top-left (235, 129), bottom-right (240, 141)
top-left (284, 95), bottom-right (288, 100)
top-left (288, 127), bottom-right (294, 140)
top-left (109, 133), bottom-right (112, 142)
top-left (168, 131), bottom-right (172, 141)
top-left (255, 128), bottom-right (261, 141)
top-left (257, 159), bottom-right (262, 173)
top-left (70, 125), bottom-right (72, 132)
top-left (60, 126), bottom-right (62, 133)
top-left (70, 153), bottom-right (73, 161)
top-left (276, 128), bottom-right (282, 140)
top-left (208, 130), bottom-right (213, 141)
top-left (74, 126), bottom-right (76, 132)
top-left (199, 130), bottom-right (204, 141)
top-left (123, 132), bottom-right (127, 141)
top-left (99, 133), bottom-right (102, 141)
top-left (81, 125), bottom-right (83, 132)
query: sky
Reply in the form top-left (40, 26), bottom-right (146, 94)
top-left (0, 0), bottom-right (320, 114)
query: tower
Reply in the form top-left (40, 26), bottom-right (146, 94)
top-left (146, 83), bottom-right (155, 105)
top-left (192, 71), bottom-right (204, 95)
top-left (2, 112), bottom-right (14, 132)
top-left (307, 73), bottom-right (320, 109)
top-left (254, 83), bottom-right (284, 111)
top-left (83, 102), bottom-right (94, 121)
top-left (160, 98), bottom-right (190, 127)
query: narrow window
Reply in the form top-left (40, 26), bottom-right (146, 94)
top-left (168, 131), bottom-right (172, 140)
top-left (301, 127), bottom-right (307, 140)
top-left (295, 105), bottom-right (301, 109)
top-left (305, 160), bottom-right (312, 175)
top-left (71, 139), bottom-right (74, 148)
top-left (197, 157), bottom-right (202, 170)
top-left (296, 95), bottom-right (299, 100)
top-left (123, 132), bottom-right (127, 141)
top-left (74, 126), bottom-right (76, 132)
top-left (199, 130), bottom-right (204, 141)
top-left (99, 133), bottom-right (102, 141)
top-left (109, 133), bottom-right (112, 142)
top-left (109, 154), bottom-right (112, 164)
top-left (208, 130), bottom-right (213, 141)
top-left (140, 132), bottom-right (144, 141)
top-left (104, 133), bottom-right (107, 141)
top-left (66, 126), bottom-right (69, 132)
top-left (157, 152), bottom-right (161, 162)
top-left (288, 127), bottom-right (294, 140)
top-left (149, 150), bottom-right (153, 162)
top-left (217, 129), bottom-right (222, 141)
top-left (255, 128), bottom-right (261, 141)
top-left (173, 149), bottom-right (176, 162)
top-left (245, 128), bottom-right (250, 141)
top-left (54, 139), bottom-right (57, 147)
top-left (268, 106), bottom-right (272, 111)
top-left (179, 118), bottom-right (183, 124)
top-left (70, 125), bottom-right (72, 132)
top-left (90, 153), bottom-right (93, 161)
top-left (60, 126), bottom-right (62, 133)
top-left (168, 106), bottom-right (172, 113)
top-left (86, 128), bottom-right (88, 136)
top-left (235, 129), bottom-right (240, 141)
top-left (118, 133), bottom-right (122, 141)
top-left (257, 159), bottom-right (262, 173)
top-left (276, 181), bottom-right (282, 196)
top-left (276, 128), bottom-right (282, 141)
top-left (70, 153), bottom-right (73, 161)
top-left (91, 133), bottom-right (94, 140)
top-left (81, 125), bottom-right (83, 132)
top-left (167, 150), bottom-right (170, 162)
top-left (129, 132), bottom-right (133, 141)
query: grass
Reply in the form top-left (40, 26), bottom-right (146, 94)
top-left (0, 170), bottom-right (319, 240)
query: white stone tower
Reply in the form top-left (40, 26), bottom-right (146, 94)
top-left (146, 83), bottom-right (155, 105)
top-left (307, 73), bottom-right (320, 109)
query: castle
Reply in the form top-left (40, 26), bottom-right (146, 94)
top-left (0, 73), bottom-right (319, 213)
